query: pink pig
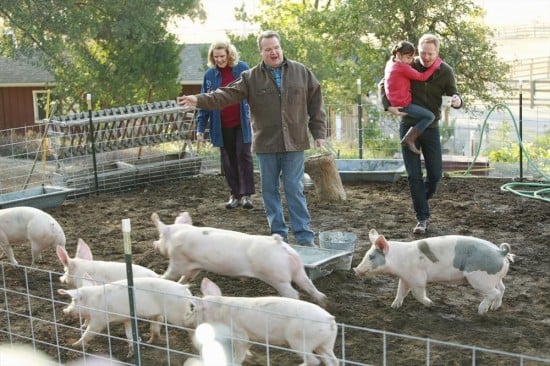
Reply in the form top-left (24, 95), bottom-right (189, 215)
top-left (56, 238), bottom-right (163, 341)
top-left (58, 276), bottom-right (194, 358)
top-left (151, 212), bottom-right (328, 307)
top-left (56, 238), bottom-right (159, 288)
top-left (189, 277), bottom-right (339, 366)
top-left (354, 229), bottom-right (515, 315)
top-left (0, 206), bottom-right (66, 266)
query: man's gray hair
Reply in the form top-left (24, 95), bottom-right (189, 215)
top-left (418, 33), bottom-right (440, 50)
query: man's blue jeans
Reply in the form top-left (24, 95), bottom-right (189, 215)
top-left (400, 124), bottom-right (443, 221)
top-left (256, 151), bottom-right (315, 244)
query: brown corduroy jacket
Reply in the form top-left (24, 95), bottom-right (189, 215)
top-left (195, 58), bottom-right (327, 153)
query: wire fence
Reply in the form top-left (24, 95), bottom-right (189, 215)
top-left (1, 262), bottom-right (549, 366)
top-left (0, 100), bottom-right (548, 199)
top-left (0, 100), bottom-right (549, 364)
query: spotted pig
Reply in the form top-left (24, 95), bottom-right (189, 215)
top-left (354, 229), bottom-right (515, 315)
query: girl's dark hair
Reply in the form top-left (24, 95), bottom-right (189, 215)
top-left (391, 41), bottom-right (416, 60)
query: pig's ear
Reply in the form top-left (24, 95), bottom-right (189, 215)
top-left (58, 288), bottom-right (77, 298)
top-left (175, 212), bottom-right (192, 225)
top-left (56, 245), bottom-right (69, 265)
top-left (368, 229), bottom-right (380, 244)
top-left (151, 212), bottom-right (165, 229)
top-left (76, 239), bottom-right (93, 261)
top-left (200, 277), bottom-right (222, 296)
top-left (374, 235), bottom-right (390, 254)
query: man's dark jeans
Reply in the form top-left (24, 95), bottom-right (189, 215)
top-left (400, 124), bottom-right (443, 221)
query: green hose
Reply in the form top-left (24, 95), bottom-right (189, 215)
top-left (500, 182), bottom-right (550, 202)
top-left (461, 103), bottom-right (549, 202)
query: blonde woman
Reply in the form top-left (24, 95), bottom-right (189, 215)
top-left (196, 41), bottom-right (255, 209)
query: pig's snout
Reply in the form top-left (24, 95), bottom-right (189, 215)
top-left (353, 265), bottom-right (372, 277)
top-left (62, 305), bottom-right (73, 315)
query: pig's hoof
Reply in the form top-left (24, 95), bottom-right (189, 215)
top-left (478, 303), bottom-right (491, 315)
top-left (147, 334), bottom-right (160, 344)
top-left (390, 300), bottom-right (403, 309)
top-left (422, 299), bottom-right (434, 307)
top-left (490, 300), bottom-right (502, 310)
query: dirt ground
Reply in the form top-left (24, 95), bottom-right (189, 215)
top-left (1, 174), bottom-right (549, 365)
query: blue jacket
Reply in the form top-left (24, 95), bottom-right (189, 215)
top-left (196, 61), bottom-right (251, 147)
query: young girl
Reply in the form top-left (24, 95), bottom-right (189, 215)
top-left (384, 41), bottom-right (442, 154)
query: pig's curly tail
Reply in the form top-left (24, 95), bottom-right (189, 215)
top-left (500, 243), bottom-right (515, 263)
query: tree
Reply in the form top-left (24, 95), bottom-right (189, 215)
top-left (230, 0), bottom-right (510, 108)
top-left (0, 0), bottom-right (204, 112)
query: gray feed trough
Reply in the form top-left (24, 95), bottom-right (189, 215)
top-left (291, 231), bottom-right (357, 280)
top-left (336, 159), bottom-right (405, 183)
top-left (0, 186), bottom-right (74, 209)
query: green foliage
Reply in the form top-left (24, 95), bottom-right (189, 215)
top-left (323, 140), bottom-right (360, 159)
top-left (230, 0), bottom-right (511, 108)
top-left (488, 130), bottom-right (550, 163)
top-left (0, 0), bottom-right (204, 112)
top-left (363, 104), bottom-right (400, 158)
top-left (1, 0), bottom-right (513, 124)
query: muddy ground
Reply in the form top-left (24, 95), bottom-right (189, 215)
top-left (1, 174), bottom-right (549, 365)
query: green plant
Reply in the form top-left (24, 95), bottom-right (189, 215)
top-left (363, 105), bottom-right (400, 158)
top-left (488, 137), bottom-right (550, 163)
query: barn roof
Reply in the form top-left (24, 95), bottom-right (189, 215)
top-left (0, 55), bottom-right (55, 86)
top-left (1, 44), bottom-right (208, 87)
top-left (178, 43), bottom-right (208, 85)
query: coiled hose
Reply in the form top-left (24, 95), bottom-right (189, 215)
top-left (461, 103), bottom-right (549, 202)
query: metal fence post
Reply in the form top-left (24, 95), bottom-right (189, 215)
top-left (122, 218), bottom-right (141, 365)
top-left (87, 94), bottom-right (99, 194)
top-left (357, 79), bottom-right (363, 159)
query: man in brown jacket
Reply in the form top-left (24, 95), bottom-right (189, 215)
top-left (178, 30), bottom-right (326, 246)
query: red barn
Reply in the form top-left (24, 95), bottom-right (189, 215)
top-left (1, 44), bottom-right (209, 130)
top-left (0, 56), bottom-right (55, 129)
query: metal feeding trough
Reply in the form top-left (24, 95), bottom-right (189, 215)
top-left (0, 186), bottom-right (74, 209)
top-left (336, 159), bottom-right (405, 183)
top-left (291, 231), bottom-right (357, 280)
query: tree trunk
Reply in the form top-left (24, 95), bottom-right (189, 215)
top-left (304, 153), bottom-right (346, 202)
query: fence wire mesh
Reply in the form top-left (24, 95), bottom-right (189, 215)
top-left (1, 101), bottom-right (548, 200)
top-left (1, 262), bottom-right (548, 365)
